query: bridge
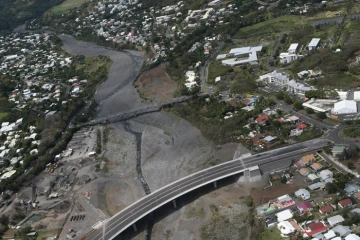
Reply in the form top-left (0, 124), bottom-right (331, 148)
top-left (84, 139), bottom-right (329, 240)
top-left (71, 94), bottom-right (207, 129)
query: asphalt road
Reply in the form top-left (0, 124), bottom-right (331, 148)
top-left (85, 139), bottom-right (328, 240)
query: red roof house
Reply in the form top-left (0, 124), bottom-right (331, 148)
top-left (319, 205), bottom-right (334, 214)
top-left (303, 222), bottom-right (329, 238)
top-left (355, 192), bottom-right (360, 200)
top-left (256, 114), bottom-right (269, 124)
top-left (338, 198), bottom-right (352, 208)
top-left (297, 123), bottom-right (307, 131)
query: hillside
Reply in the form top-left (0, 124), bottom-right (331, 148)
top-left (0, 0), bottom-right (64, 31)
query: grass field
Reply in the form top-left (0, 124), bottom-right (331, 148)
top-left (235, 15), bottom-right (312, 38)
top-left (260, 228), bottom-right (284, 240)
top-left (0, 112), bottom-right (9, 122)
top-left (51, 0), bottom-right (87, 14)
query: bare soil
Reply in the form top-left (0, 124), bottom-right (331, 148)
top-left (251, 183), bottom-right (307, 204)
top-left (135, 63), bottom-right (177, 102)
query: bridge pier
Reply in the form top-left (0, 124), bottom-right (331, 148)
top-left (172, 199), bottom-right (177, 208)
top-left (213, 181), bottom-right (217, 188)
top-left (132, 223), bottom-right (138, 232)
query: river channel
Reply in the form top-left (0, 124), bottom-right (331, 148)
top-left (59, 34), bottom-right (148, 118)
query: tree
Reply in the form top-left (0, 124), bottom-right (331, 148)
top-left (316, 112), bottom-right (327, 120)
top-left (348, 162), bottom-right (356, 170)
top-left (306, 108), bottom-right (315, 114)
top-left (284, 95), bottom-right (293, 105)
top-left (294, 101), bottom-right (303, 110)
top-left (325, 182), bottom-right (337, 194)
top-left (275, 91), bottom-right (285, 100)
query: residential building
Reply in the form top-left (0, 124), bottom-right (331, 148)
top-left (288, 43), bottom-right (299, 54)
top-left (355, 192), bottom-right (360, 200)
top-left (263, 136), bottom-right (277, 143)
top-left (345, 234), bottom-right (360, 240)
top-left (303, 99), bottom-right (334, 113)
top-left (324, 230), bottom-right (336, 240)
top-left (297, 201), bottom-right (313, 213)
top-left (279, 53), bottom-right (302, 64)
top-left (309, 182), bottom-right (325, 191)
top-left (295, 189), bottom-right (311, 200)
top-left (344, 182), bottom-right (360, 196)
top-left (303, 222), bottom-right (329, 238)
top-left (256, 114), bottom-right (269, 124)
top-left (276, 209), bottom-right (293, 222)
top-left (333, 100), bottom-right (358, 114)
top-left (311, 162), bottom-right (323, 171)
top-left (278, 221), bottom-right (295, 236)
top-left (318, 169), bottom-right (333, 181)
top-left (319, 205), bottom-right (334, 215)
top-left (308, 38), bottom-right (321, 51)
top-left (327, 215), bottom-right (345, 226)
top-left (338, 198), bottom-right (352, 208)
top-left (332, 225), bottom-right (352, 237)
top-left (301, 154), bottom-right (316, 165)
top-left (307, 173), bottom-right (319, 182)
top-left (299, 168), bottom-right (310, 176)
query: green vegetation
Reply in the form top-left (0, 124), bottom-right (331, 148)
top-left (50, 0), bottom-right (88, 14)
top-left (236, 15), bottom-right (311, 38)
top-left (170, 95), bottom-right (275, 144)
top-left (0, 0), bottom-right (65, 31)
top-left (207, 61), bottom-right (233, 83)
top-left (291, 43), bottom-right (360, 88)
top-left (260, 228), bottom-right (284, 240)
top-left (343, 127), bottom-right (360, 138)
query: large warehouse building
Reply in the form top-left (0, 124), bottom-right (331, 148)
top-left (332, 100), bottom-right (358, 114)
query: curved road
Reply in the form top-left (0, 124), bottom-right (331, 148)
top-left (85, 139), bottom-right (328, 240)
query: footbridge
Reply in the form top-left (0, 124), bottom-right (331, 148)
top-left (71, 94), bottom-right (207, 129)
top-left (84, 139), bottom-right (328, 240)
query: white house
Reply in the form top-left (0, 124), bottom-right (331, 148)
top-left (295, 189), bottom-right (310, 200)
top-left (275, 209), bottom-right (293, 222)
top-left (308, 38), bottom-right (321, 51)
top-left (259, 70), bottom-right (289, 85)
top-left (288, 43), bottom-right (299, 54)
top-left (277, 221), bottom-right (295, 236)
top-left (327, 215), bottom-right (345, 226)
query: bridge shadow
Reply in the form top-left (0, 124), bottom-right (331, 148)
top-left (113, 173), bottom-right (244, 240)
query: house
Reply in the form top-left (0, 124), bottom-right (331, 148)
top-left (311, 162), bottom-right (323, 171)
top-left (344, 182), bottom-right (360, 196)
top-left (355, 192), bottom-right (360, 200)
top-left (345, 234), bottom-right (360, 240)
top-left (301, 154), bottom-right (316, 165)
top-left (278, 221), bottom-right (295, 236)
top-left (318, 169), bottom-right (333, 181)
top-left (297, 123), bottom-right (307, 131)
top-left (338, 198), bottom-right (352, 208)
top-left (263, 136), bottom-right (277, 144)
top-left (288, 43), bottom-right (299, 54)
top-left (332, 146), bottom-right (345, 158)
top-left (308, 38), bottom-right (321, 51)
top-left (309, 182), bottom-right (325, 191)
top-left (256, 114), bottom-right (269, 124)
top-left (307, 173), bottom-right (319, 182)
top-left (324, 230), bottom-right (336, 240)
top-left (276, 209), bottom-right (293, 222)
top-left (327, 215), bottom-right (345, 226)
top-left (287, 80), bottom-right (314, 95)
top-left (299, 167), bottom-right (310, 176)
top-left (295, 189), bottom-right (311, 200)
top-left (332, 225), bottom-right (352, 237)
top-left (297, 201), bottom-right (313, 213)
top-left (319, 205), bottom-right (334, 215)
top-left (279, 52), bottom-right (302, 64)
top-left (303, 222), bottom-right (329, 238)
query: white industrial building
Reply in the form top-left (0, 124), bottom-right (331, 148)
top-left (302, 99), bottom-right (335, 113)
top-left (337, 91), bottom-right (349, 100)
top-left (333, 100), bottom-right (358, 114)
top-left (219, 46), bottom-right (263, 66)
top-left (286, 80), bottom-right (315, 95)
top-left (259, 70), bottom-right (289, 85)
top-left (308, 38), bottom-right (321, 51)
